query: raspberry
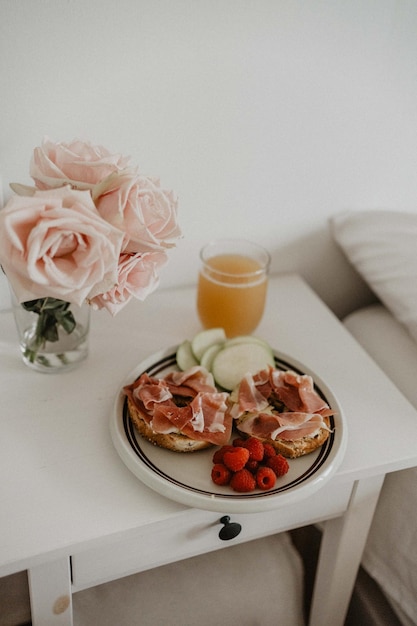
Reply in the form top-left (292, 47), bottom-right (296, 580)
top-left (212, 445), bottom-right (235, 465)
top-left (223, 447), bottom-right (250, 472)
top-left (266, 454), bottom-right (289, 477)
top-left (245, 459), bottom-right (260, 473)
top-left (256, 466), bottom-right (277, 490)
top-left (243, 437), bottom-right (264, 462)
top-left (233, 437), bottom-right (247, 448)
top-left (230, 469), bottom-right (256, 492)
top-left (262, 442), bottom-right (276, 459)
top-left (211, 463), bottom-right (232, 486)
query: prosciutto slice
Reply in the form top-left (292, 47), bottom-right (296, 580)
top-left (164, 367), bottom-right (216, 394)
top-left (270, 369), bottom-right (328, 413)
top-left (232, 367), bottom-right (333, 442)
top-left (237, 411), bottom-right (331, 442)
top-left (131, 374), bottom-right (173, 410)
top-left (233, 367), bottom-right (330, 418)
top-left (124, 367), bottom-right (232, 445)
top-left (230, 373), bottom-right (270, 418)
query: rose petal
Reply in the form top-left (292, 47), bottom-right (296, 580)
top-left (88, 250), bottom-right (167, 315)
top-left (30, 137), bottom-right (131, 191)
top-left (93, 169), bottom-right (181, 253)
top-left (0, 187), bottom-right (124, 306)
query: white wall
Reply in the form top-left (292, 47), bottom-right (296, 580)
top-left (1, 0), bottom-right (417, 317)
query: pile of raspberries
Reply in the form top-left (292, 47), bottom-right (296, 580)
top-left (211, 437), bottom-right (289, 493)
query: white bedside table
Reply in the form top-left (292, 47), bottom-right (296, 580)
top-left (1, 273), bottom-right (417, 626)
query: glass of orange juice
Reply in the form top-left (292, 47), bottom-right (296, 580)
top-left (197, 238), bottom-right (270, 337)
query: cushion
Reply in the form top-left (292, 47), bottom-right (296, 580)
top-left (344, 304), bottom-right (417, 625)
top-left (330, 210), bottom-right (417, 343)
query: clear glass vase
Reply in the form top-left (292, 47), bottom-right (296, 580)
top-left (11, 293), bottom-right (90, 373)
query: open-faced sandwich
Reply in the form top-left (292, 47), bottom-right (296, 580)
top-left (124, 366), bottom-right (232, 452)
top-left (124, 328), bottom-right (334, 460)
top-left (229, 366), bottom-right (333, 458)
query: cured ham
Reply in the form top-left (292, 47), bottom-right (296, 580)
top-left (270, 369), bottom-right (328, 414)
top-left (164, 366), bottom-right (217, 394)
top-left (231, 367), bottom-right (334, 455)
top-left (231, 373), bottom-right (270, 417)
top-left (124, 366), bottom-right (232, 446)
top-left (237, 411), bottom-right (331, 441)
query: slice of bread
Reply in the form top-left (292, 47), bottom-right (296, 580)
top-left (127, 396), bottom-right (212, 452)
top-left (235, 413), bottom-right (330, 458)
top-left (230, 367), bottom-right (333, 458)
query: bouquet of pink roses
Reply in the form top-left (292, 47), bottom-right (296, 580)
top-left (0, 137), bottom-right (181, 364)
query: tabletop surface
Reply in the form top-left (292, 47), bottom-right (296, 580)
top-left (1, 273), bottom-right (417, 576)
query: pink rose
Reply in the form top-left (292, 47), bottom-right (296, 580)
top-left (30, 137), bottom-right (131, 191)
top-left (0, 187), bottom-right (124, 306)
top-left (89, 250), bottom-right (167, 315)
top-left (93, 168), bottom-right (181, 253)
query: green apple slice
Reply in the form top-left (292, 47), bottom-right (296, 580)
top-left (211, 342), bottom-right (275, 391)
top-left (190, 328), bottom-right (226, 361)
top-left (176, 340), bottom-right (199, 371)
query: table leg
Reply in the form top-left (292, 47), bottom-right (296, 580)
top-left (309, 474), bottom-right (385, 626)
top-left (28, 557), bottom-right (73, 626)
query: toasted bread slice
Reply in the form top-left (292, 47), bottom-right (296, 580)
top-left (235, 413), bottom-right (331, 459)
top-left (127, 396), bottom-right (212, 452)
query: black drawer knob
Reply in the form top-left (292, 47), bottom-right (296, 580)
top-left (218, 515), bottom-right (242, 540)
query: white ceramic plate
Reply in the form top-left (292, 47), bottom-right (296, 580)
top-left (110, 347), bottom-right (347, 513)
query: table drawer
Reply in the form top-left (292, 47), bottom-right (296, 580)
top-left (71, 479), bottom-right (352, 591)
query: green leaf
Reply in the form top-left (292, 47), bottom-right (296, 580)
top-left (56, 310), bottom-right (76, 334)
top-left (21, 298), bottom-right (79, 365)
top-left (22, 299), bottom-right (45, 314)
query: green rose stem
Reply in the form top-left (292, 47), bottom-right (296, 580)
top-left (22, 298), bottom-right (76, 365)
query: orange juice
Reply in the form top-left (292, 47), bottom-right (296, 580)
top-left (197, 252), bottom-right (268, 337)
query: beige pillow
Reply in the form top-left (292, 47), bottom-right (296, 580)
top-left (330, 210), bottom-right (417, 343)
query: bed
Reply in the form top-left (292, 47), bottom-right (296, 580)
top-left (331, 209), bottom-right (417, 626)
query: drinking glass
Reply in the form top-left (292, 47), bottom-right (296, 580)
top-left (196, 238), bottom-right (270, 337)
